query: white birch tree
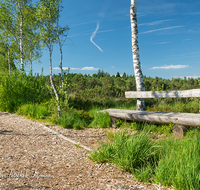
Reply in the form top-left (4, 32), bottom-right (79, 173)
top-left (1, 0), bottom-right (34, 72)
top-left (0, 1), bottom-right (17, 74)
top-left (37, 0), bottom-right (61, 116)
top-left (130, 0), bottom-right (145, 111)
top-left (54, 0), bottom-right (69, 89)
top-left (24, 4), bottom-right (42, 76)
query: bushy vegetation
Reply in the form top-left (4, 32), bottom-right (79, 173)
top-left (0, 70), bottom-right (49, 112)
top-left (90, 129), bottom-right (200, 189)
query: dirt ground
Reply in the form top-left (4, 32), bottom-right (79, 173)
top-left (0, 112), bottom-right (174, 190)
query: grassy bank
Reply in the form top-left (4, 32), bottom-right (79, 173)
top-left (89, 129), bottom-right (200, 190)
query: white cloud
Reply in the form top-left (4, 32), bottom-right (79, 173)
top-left (81, 67), bottom-right (99, 71)
top-left (71, 67), bottom-right (99, 71)
top-left (53, 67), bottom-right (60, 70)
top-left (140, 25), bottom-right (183, 34)
top-left (150, 65), bottom-right (189, 70)
top-left (111, 66), bottom-right (114, 68)
top-left (53, 67), bottom-right (69, 70)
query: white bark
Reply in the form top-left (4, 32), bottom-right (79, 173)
top-left (19, 6), bottom-right (24, 71)
top-left (130, 0), bottom-right (145, 111)
top-left (55, 23), bottom-right (64, 88)
top-left (49, 45), bottom-right (61, 116)
top-left (29, 52), bottom-right (32, 76)
top-left (8, 37), bottom-right (11, 74)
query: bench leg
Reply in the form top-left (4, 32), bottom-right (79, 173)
top-left (172, 125), bottom-right (188, 138)
top-left (111, 117), bottom-right (118, 128)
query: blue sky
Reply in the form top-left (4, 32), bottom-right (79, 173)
top-left (31, 0), bottom-right (200, 79)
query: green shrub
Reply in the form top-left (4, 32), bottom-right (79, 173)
top-left (58, 112), bottom-right (74, 128)
top-left (0, 70), bottom-right (48, 112)
top-left (89, 129), bottom-right (160, 181)
top-left (16, 103), bottom-right (49, 119)
top-left (90, 112), bottom-right (111, 128)
top-left (73, 120), bottom-right (85, 130)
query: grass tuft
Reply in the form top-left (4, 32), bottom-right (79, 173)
top-left (89, 112), bottom-right (111, 128)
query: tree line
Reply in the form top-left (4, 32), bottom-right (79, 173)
top-left (49, 70), bottom-right (200, 100)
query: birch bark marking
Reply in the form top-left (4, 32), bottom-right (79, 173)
top-left (130, 0), bottom-right (145, 111)
top-left (15, 1), bottom-right (24, 72)
top-left (19, 14), bottom-right (24, 71)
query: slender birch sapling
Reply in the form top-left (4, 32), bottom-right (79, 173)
top-left (54, 0), bottom-right (69, 89)
top-left (37, 0), bottom-right (62, 116)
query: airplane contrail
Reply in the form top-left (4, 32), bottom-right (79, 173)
top-left (90, 23), bottom-right (103, 52)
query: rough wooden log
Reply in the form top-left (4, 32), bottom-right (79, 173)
top-left (125, 89), bottom-right (200, 99)
top-left (172, 125), bottom-right (188, 138)
top-left (100, 109), bottom-right (200, 127)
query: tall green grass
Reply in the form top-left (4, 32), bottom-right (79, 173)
top-left (89, 111), bottom-right (111, 128)
top-left (16, 103), bottom-right (50, 119)
top-left (89, 129), bottom-right (200, 189)
top-left (89, 129), bottom-right (160, 182)
top-left (0, 70), bottom-right (48, 112)
top-left (155, 130), bottom-right (200, 190)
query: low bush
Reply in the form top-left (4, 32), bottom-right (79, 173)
top-left (89, 112), bottom-right (111, 128)
top-left (17, 103), bottom-right (49, 119)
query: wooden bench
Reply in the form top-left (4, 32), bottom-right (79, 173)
top-left (101, 89), bottom-right (200, 138)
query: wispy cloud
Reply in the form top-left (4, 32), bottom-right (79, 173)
top-left (70, 21), bottom-right (96, 27)
top-left (71, 67), bottom-right (99, 71)
top-left (150, 65), bottom-right (189, 70)
top-left (166, 52), bottom-right (200, 60)
top-left (90, 23), bottom-right (103, 52)
top-left (140, 25), bottom-right (183, 34)
top-left (98, 29), bottom-right (115, 34)
top-left (187, 12), bottom-right (200, 15)
top-left (111, 66), bottom-right (114, 68)
top-left (155, 41), bottom-right (171, 45)
top-left (68, 28), bottom-right (114, 38)
top-left (139, 19), bottom-right (173, 26)
top-left (183, 39), bottom-right (191, 41)
top-left (137, 13), bottom-right (148, 18)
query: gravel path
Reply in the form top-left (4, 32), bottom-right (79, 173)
top-left (0, 112), bottom-right (173, 190)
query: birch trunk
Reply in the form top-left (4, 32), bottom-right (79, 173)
top-left (130, 0), bottom-right (145, 111)
top-left (55, 23), bottom-right (64, 88)
top-left (48, 45), bottom-right (61, 116)
top-left (8, 37), bottom-right (11, 74)
top-left (19, 13), bottom-right (24, 71)
top-left (29, 52), bottom-right (32, 76)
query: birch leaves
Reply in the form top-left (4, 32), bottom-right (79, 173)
top-left (130, 0), bottom-right (145, 111)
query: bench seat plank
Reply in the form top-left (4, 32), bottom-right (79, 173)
top-left (125, 89), bottom-right (200, 99)
top-left (100, 109), bottom-right (200, 127)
